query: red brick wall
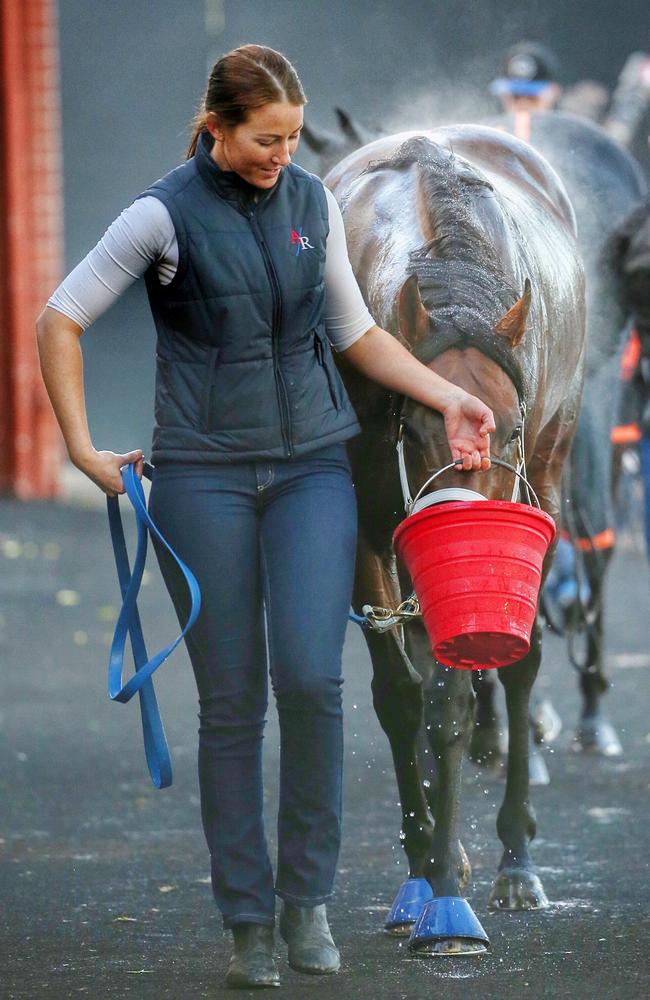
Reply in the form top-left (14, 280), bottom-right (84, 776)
top-left (0, 0), bottom-right (63, 498)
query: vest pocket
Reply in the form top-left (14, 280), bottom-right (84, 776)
top-left (314, 330), bottom-right (342, 410)
top-left (200, 348), bottom-right (220, 432)
top-left (155, 354), bottom-right (205, 430)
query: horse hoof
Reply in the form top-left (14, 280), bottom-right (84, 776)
top-left (531, 698), bottom-right (562, 745)
top-left (408, 897), bottom-right (489, 956)
top-left (572, 719), bottom-right (623, 757)
top-left (384, 878), bottom-right (433, 935)
top-left (488, 869), bottom-right (549, 911)
top-left (385, 923), bottom-right (415, 938)
top-left (411, 937), bottom-right (488, 956)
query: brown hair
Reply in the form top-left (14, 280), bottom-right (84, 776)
top-left (186, 44), bottom-right (307, 158)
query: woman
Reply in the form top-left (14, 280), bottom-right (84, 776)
top-left (36, 45), bottom-right (494, 990)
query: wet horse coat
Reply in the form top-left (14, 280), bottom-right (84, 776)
top-left (326, 126), bottom-right (585, 950)
top-left (490, 112), bottom-right (646, 756)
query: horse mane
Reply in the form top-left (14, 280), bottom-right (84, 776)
top-left (364, 137), bottom-right (517, 320)
top-left (364, 136), bottom-right (524, 394)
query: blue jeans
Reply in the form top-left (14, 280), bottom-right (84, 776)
top-left (148, 444), bottom-right (357, 927)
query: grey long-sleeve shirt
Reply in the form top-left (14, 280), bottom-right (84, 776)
top-left (48, 187), bottom-right (374, 351)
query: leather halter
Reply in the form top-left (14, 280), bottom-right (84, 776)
top-left (393, 327), bottom-right (529, 514)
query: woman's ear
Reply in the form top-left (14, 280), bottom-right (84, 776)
top-left (205, 111), bottom-right (224, 142)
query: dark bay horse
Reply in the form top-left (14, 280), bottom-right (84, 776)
top-left (310, 108), bottom-right (646, 766)
top-left (326, 126), bottom-right (585, 953)
top-left (486, 112), bottom-right (646, 758)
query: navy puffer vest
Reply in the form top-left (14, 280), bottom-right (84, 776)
top-left (141, 132), bottom-right (360, 464)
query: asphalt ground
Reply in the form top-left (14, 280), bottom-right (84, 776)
top-left (1, 489), bottom-right (649, 1000)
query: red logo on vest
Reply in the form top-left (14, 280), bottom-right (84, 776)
top-left (290, 227), bottom-right (314, 255)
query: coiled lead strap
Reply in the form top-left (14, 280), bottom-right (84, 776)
top-left (106, 462), bottom-right (201, 788)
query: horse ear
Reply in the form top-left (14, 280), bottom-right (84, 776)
top-left (300, 120), bottom-right (329, 153)
top-left (495, 279), bottom-right (531, 348)
top-left (397, 274), bottom-right (429, 348)
top-left (335, 107), bottom-right (362, 144)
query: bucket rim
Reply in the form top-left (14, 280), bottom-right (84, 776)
top-left (393, 498), bottom-right (557, 548)
top-left (411, 487), bottom-right (488, 514)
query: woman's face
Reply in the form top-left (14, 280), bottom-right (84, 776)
top-left (208, 102), bottom-right (304, 188)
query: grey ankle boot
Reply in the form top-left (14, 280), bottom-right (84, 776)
top-left (225, 923), bottom-right (280, 989)
top-left (279, 903), bottom-right (340, 975)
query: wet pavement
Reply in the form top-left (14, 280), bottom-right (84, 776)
top-left (1, 492), bottom-right (649, 999)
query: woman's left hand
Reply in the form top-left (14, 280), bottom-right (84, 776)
top-left (442, 391), bottom-right (496, 471)
top-left (341, 326), bottom-right (496, 468)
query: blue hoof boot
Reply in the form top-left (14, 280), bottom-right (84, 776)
top-left (384, 878), bottom-right (434, 936)
top-left (409, 897), bottom-right (489, 956)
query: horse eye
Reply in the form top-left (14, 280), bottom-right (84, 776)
top-left (508, 425), bottom-right (522, 443)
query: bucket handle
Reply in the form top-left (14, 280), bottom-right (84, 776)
top-left (410, 458), bottom-right (541, 514)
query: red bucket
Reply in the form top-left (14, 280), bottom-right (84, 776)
top-left (392, 500), bottom-right (556, 669)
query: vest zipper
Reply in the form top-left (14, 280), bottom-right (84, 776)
top-left (248, 211), bottom-right (293, 457)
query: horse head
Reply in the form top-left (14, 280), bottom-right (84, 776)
top-left (396, 260), bottom-right (533, 508)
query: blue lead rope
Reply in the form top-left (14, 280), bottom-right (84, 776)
top-left (106, 462), bottom-right (201, 788)
top-left (348, 610), bottom-right (370, 629)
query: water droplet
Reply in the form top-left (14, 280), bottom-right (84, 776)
top-left (1, 538), bottom-right (22, 559)
top-left (57, 590), bottom-right (81, 607)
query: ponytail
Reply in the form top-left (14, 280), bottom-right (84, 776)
top-left (186, 110), bottom-right (209, 158)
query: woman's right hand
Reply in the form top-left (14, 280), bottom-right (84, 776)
top-left (74, 448), bottom-right (144, 497)
top-left (35, 310), bottom-right (145, 498)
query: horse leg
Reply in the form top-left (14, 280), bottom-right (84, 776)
top-left (568, 385), bottom-right (623, 756)
top-left (489, 621), bottom-right (549, 910)
top-left (414, 700), bottom-right (472, 884)
top-left (352, 535), bottom-right (436, 933)
top-left (367, 630), bottom-right (434, 875)
top-left (468, 670), bottom-right (505, 767)
top-left (469, 670), bottom-right (549, 784)
top-left (573, 549), bottom-right (623, 756)
top-left (402, 621), bottom-right (487, 955)
top-left (405, 621), bottom-right (473, 887)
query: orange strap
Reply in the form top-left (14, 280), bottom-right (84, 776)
top-left (559, 527), bottom-right (616, 551)
top-left (620, 328), bottom-right (641, 381)
top-left (611, 423), bottom-right (642, 444)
